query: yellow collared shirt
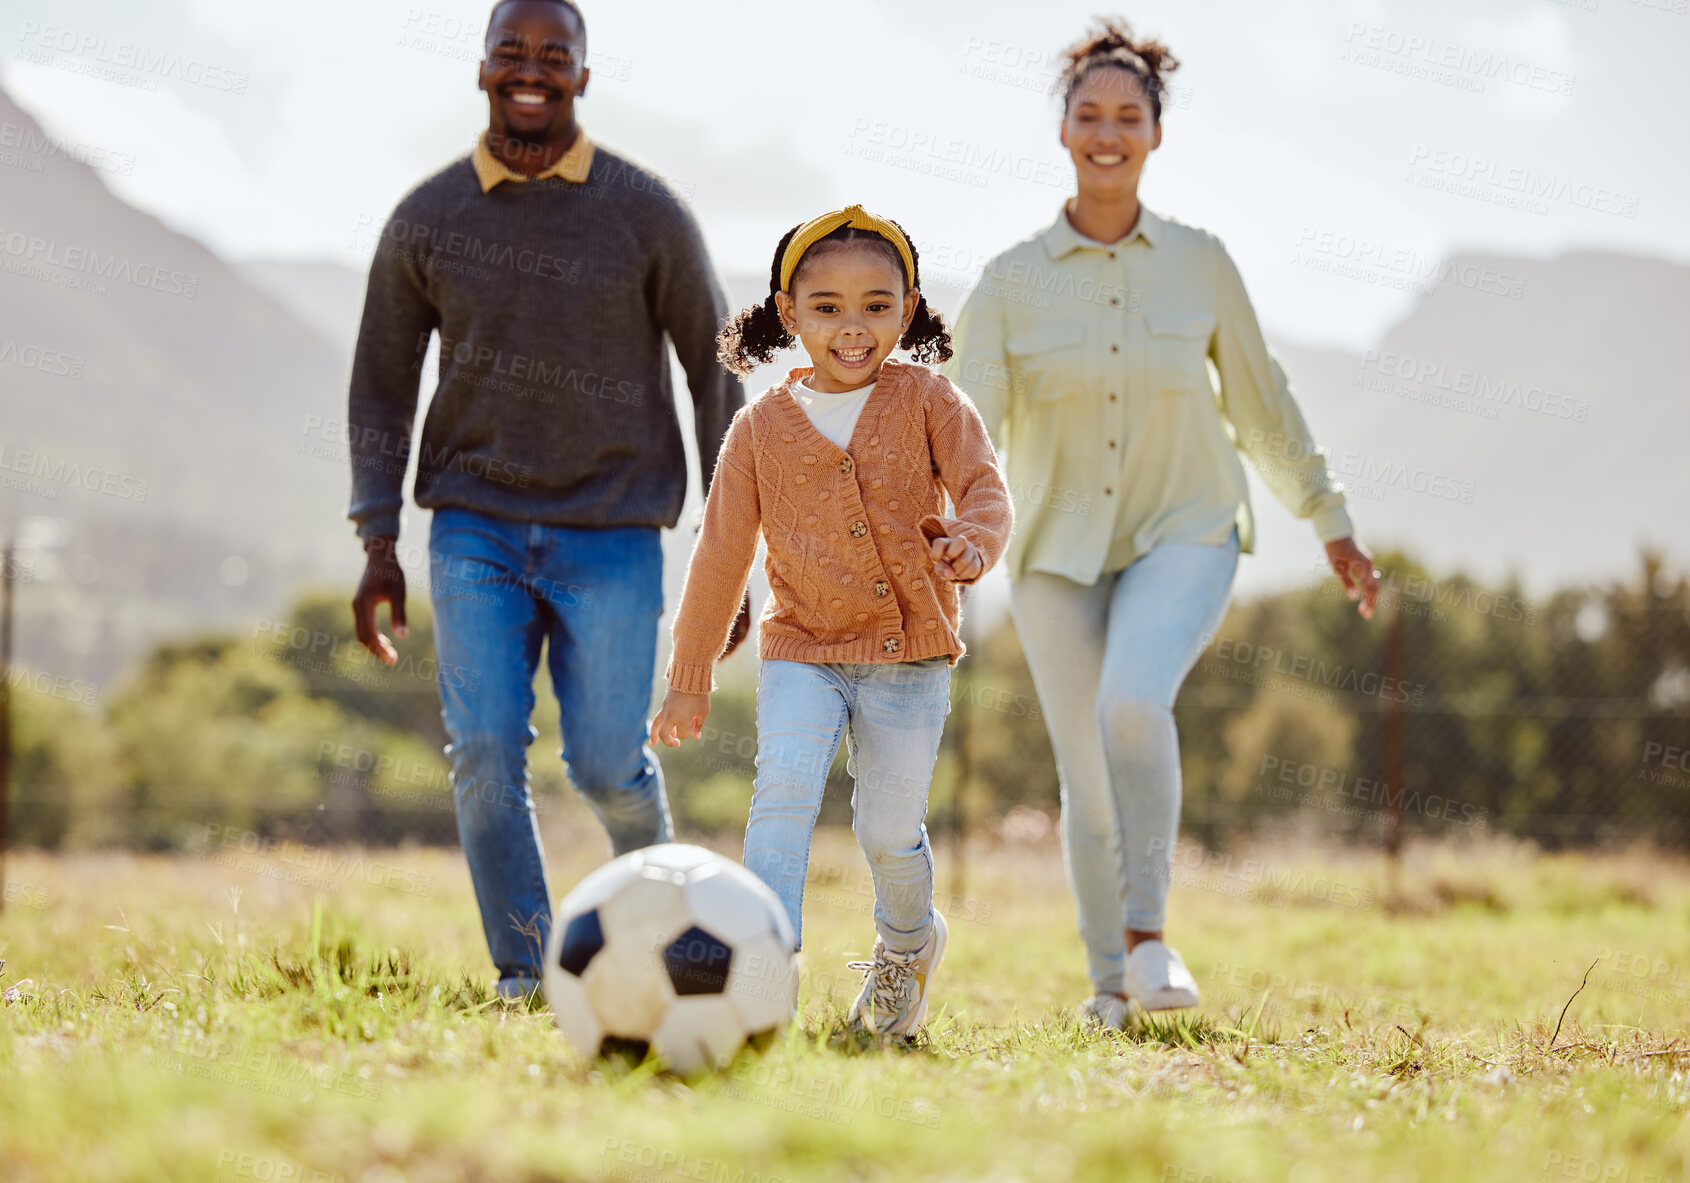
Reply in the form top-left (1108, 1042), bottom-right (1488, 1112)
top-left (943, 206), bottom-right (1353, 585)
top-left (470, 127), bottom-right (595, 192)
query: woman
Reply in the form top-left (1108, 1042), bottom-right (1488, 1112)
top-left (944, 18), bottom-right (1380, 1027)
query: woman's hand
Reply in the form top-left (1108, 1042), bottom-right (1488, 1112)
top-left (650, 688), bottom-right (712, 748)
top-left (930, 534), bottom-right (984, 583)
top-left (1325, 537), bottom-right (1381, 620)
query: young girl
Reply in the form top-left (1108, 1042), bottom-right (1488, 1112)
top-left (649, 205), bottom-right (1012, 1037)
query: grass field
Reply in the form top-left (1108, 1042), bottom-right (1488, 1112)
top-left (2, 824), bottom-right (1687, 1183)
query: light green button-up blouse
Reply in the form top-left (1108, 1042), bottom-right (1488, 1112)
top-left (943, 206), bottom-right (1353, 586)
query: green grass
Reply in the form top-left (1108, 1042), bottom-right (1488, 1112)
top-left (2, 827), bottom-right (1688, 1182)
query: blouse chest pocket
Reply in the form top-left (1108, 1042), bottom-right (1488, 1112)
top-left (1005, 321), bottom-right (1086, 402)
top-left (1144, 313), bottom-right (1215, 395)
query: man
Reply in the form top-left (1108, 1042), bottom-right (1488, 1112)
top-left (346, 0), bottom-right (747, 1000)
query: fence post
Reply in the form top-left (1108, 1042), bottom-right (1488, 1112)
top-left (1383, 597), bottom-right (1405, 864)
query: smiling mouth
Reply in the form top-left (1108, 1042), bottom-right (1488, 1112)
top-left (1088, 153), bottom-right (1126, 166)
top-left (832, 346), bottom-right (873, 367)
top-left (503, 88), bottom-right (557, 108)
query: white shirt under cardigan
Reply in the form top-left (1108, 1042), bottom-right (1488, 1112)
top-left (793, 379), bottom-right (876, 450)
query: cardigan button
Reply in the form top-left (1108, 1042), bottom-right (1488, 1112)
top-left (851, 521), bottom-right (867, 537)
top-left (875, 581), bottom-right (890, 597)
top-left (839, 457), bottom-right (853, 474)
top-left (882, 637), bottom-right (901, 653)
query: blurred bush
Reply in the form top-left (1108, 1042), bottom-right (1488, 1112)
top-left (5, 550), bottom-right (1687, 851)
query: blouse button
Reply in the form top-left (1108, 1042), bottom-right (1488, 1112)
top-left (875, 581), bottom-right (890, 597)
top-left (851, 521), bottom-right (867, 537)
top-left (839, 457), bottom-right (853, 474)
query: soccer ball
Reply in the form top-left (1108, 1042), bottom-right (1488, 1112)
top-left (542, 843), bottom-right (799, 1073)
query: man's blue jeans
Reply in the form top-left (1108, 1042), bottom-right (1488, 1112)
top-left (428, 508), bottom-right (674, 992)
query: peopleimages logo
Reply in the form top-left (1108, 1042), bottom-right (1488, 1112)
top-left (0, 229), bottom-right (199, 298)
top-left (16, 22), bottom-right (250, 93)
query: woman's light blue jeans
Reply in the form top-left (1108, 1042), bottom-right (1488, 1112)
top-left (742, 657), bottom-right (952, 954)
top-left (1010, 533), bottom-right (1238, 995)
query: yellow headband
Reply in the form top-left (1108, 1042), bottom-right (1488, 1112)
top-left (778, 204), bottom-right (917, 293)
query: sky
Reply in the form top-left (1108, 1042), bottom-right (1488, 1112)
top-left (5, 0), bottom-right (1688, 351)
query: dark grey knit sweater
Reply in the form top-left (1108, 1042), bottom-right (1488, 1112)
top-left (346, 143), bottom-right (743, 540)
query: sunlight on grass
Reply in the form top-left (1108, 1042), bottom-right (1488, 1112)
top-left (1, 831), bottom-right (1687, 1182)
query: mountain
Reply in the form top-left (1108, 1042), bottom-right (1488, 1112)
top-left (1266, 251), bottom-right (1690, 593)
top-left (1, 86), bottom-right (358, 687)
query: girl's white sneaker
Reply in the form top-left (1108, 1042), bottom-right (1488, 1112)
top-left (1124, 940), bottom-right (1201, 1010)
top-left (846, 910), bottom-right (949, 1037)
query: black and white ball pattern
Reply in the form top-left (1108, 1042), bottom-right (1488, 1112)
top-left (542, 843), bottom-right (799, 1073)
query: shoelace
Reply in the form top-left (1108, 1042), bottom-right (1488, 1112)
top-left (846, 947), bottom-right (920, 1023)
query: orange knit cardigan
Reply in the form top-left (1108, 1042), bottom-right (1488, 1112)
top-left (665, 359), bottom-right (1013, 694)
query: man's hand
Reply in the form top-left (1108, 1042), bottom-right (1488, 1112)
top-left (1325, 536), bottom-right (1381, 621)
top-left (352, 535), bottom-right (408, 665)
top-left (721, 591), bottom-right (753, 659)
top-left (650, 688), bottom-right (712, 748)
top-left (929, 534), bottom-right (984, 583)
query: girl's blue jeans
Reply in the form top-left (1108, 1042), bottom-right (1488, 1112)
top-left (742, 656), bottom-right (952, 954)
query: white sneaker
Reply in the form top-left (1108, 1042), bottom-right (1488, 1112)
top-left (1124, 940), bottom-right (1200, 1011)
top-left (1079, 991), bottom-right (1130, 1030)
top-left (846, 910), bottom-right (949, 1037)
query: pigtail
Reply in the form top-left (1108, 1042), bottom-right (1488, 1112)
top-left (900, 296), bottom-right (952, 365)
top-left (716, 224), bottom-right (803, 376)
top-left (885, 220), bottom-right (953, 365)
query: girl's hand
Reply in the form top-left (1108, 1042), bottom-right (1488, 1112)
top-left (650, 689), bottom-right (712, 748)
top-left (929, 534), bottom-right (984, 583)
top-left (1325, 537), bottom-right (1381, 620)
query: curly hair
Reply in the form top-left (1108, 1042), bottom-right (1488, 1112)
top-left (717, 220), bottom-right (952, 377)
top-left (1055, 17), bottom-right (1180, 122)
